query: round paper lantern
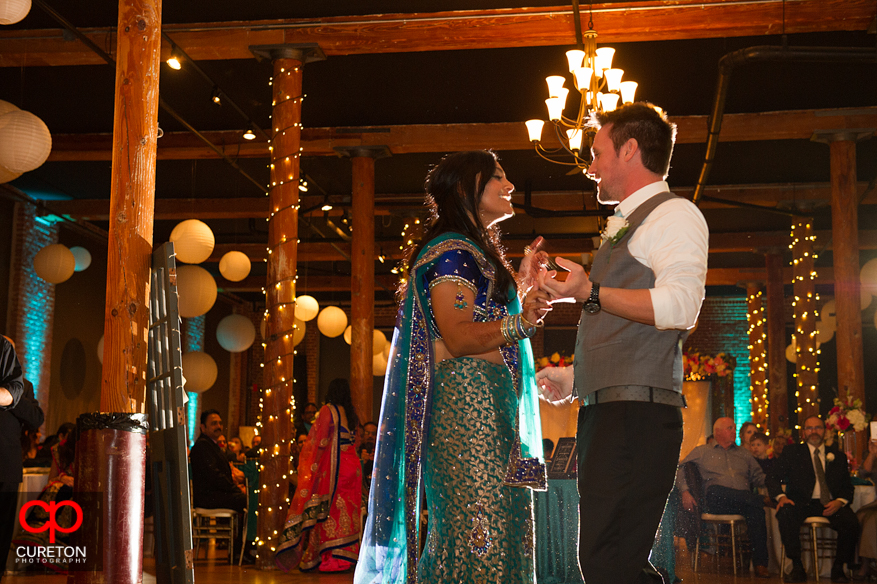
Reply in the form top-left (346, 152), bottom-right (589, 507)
top-left (317, 306), bottom-right (347, 338)
top-left (33, 243), bottom-right (75, 284)
top-left (861, 258), bottom-right (877, 293)
top-left (176, 265), bottom-right (217, 317)
top-left (219, 251), bottom-right (251, 282)
top-left (821, 299), bottom-right (837, 323)
top-left (862, 292), bottom-right (873, 312)
top-left (373, 330), bottom-right (387, 355)
top-left (0, 100), bottom-right (19, 117)
top-left (816, 324), bottom-right (835, 345)
top-left (0, 0), bottom-right (31, 24)
top-left (0, 163), bottom-right (20, 184)
top-left (373, 352), bottom-right (388, 377)
top-left (0, 110), bottom-right (52, 173)
top-left (382, 339), bottom-right (391, 360)
top-left (293, 317), bottom-right (306, 346)
top-left (216, 314), bottom-right (256, 353)
top-left (69, 246), bottom-right (92, 272)
top-left (295, 295), bottom-right (319, 321)
top-left (343, 325), bottom-right (352, 345)
top-left (785, 343), bottom-right (797, 364)
top-left (169, 219), bottom-right (214, 264)
top-left (97, 335), bottom-right (104, 364)
top-left (181, 351), bottom-right (217, 393)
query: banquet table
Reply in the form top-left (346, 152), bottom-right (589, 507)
top-left (534, 479), bottom-right (584, 584)
top-left (767, 483), bottom-right (876, 577)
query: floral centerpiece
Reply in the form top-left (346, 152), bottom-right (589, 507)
top-left (535, 352), bottom-right (573, 372)
top-left (683, 351), bottom-right (736, 381)
top-left (825, 394), bottom-right (870, 432)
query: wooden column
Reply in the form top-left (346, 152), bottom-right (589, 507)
top-left (812, 132), bottom-right (869, 409)
top-left (101, 0), bottom-right (162, 413)
top-left (251, 43), bottom-right (324, 570)
top-left (765, 251), bottom-right (789, 434)
top-left (335, 146), bottom-right (390, 424)
top-left (746, 282), bottom-right (768, 429)
top-left (791, 218), bottom-right (819, 422)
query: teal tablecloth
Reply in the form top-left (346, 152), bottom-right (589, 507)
top-left (534, 479), bottom-right (584, 584)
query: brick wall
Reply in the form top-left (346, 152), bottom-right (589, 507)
top-left (6, 202), bottom-right (59, 422)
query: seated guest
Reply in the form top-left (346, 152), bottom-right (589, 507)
top-left (750, 432), bottom-right (773, 475)
top-left (226, 437), bottom-right (246, 463)
top-left (245, 434), bottom-right (261, 458)
top-left (856, 437), bottom-right (877, 579)
top-left (767, 415), bottom-right (858, 583)
top-left (189, 410), bottom-right (246, 513)
top-left (772, 434), bottom-right (789, 458)
top-left (740, 421), bottom-right (758, 453)
top-left (542, 438), bottom-right (555, 461)
top-left (677, 417), bottom-right (770, 578)
top-left (21, 426), bottom-right (51, 467)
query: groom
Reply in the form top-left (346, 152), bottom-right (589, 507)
top-left (538, 102), bottom-right (708, 584)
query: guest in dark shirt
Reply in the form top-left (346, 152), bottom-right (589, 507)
top-left (750, 432), bottom-right (773, 475)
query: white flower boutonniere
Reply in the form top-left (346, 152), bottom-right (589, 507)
top-left (826, 452), bottom-right (835, 462)
top-left (602, 216), bottom-right (630, 246)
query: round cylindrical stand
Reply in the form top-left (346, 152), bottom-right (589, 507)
top-left (69, 413), bottom-right (148, 584)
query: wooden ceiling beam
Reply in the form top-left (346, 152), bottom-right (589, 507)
top-left (46, 108), bottom-right (877, 161)
top-left (0, 0), bottom-right (871, 67)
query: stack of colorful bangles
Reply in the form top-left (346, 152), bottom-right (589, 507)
top-left (500, 313), bottom-right (537, 344)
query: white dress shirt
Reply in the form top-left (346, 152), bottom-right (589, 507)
top-left (614, 180), bottom-right (709, 331)
top-left (806, 442), bottom-right (848, 504)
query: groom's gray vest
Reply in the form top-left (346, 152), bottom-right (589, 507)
top-left (573, 191), bottom-right (688, 400)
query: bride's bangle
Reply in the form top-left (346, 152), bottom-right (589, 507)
top-left (501, 314), bottom-right (536, 344)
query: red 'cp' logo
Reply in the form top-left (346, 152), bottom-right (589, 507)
top-left (19, 500), bottom-right (83, 544)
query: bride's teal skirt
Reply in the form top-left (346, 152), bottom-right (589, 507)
top-left (418, 357), bottom-right (535, 583)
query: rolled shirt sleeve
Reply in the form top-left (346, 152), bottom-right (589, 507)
top-left (627, 196), bottom-right (709, 331)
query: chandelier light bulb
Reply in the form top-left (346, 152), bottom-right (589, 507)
top-left (565, 50), bottom-right (585, 72)
top-left (594, 47), bottom-right (615, 76)
top-left (525, 120), bottom-right (545, 142)
top-left (605, 68), bottom-right (624, 92)
top-left (573, 67), bottom-right (594, 91)
top-left (545, 96), bottom-right (566, 121)
top-left (545, 76), bottom-right (567, 99)
top-left (566, 129), bottom-right (584, 152)
top-left (598, 92), bottom-right (620, 112)
top-left (619, 81), bottom-right (638, 104)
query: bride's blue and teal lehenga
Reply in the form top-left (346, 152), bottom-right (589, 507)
top-left (354, 233), bottom-right (547, 584)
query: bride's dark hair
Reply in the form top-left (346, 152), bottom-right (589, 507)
top-left (401, 150), bottom-right (515, 304)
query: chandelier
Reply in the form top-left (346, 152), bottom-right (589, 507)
top-left (525, 3), bottom-right (639, 172)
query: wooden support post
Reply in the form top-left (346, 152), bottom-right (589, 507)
top-left (791, 218), bottom-right (820, 423)
top-left (765, 251), bottom-right (789, 434)
top-left (100, 0), bottom-right (162, 414)
top-left (334, 146), bottom-right (390, 424)
top-left (745, 282), bottom-right (768, 429)
top-left (251, 43), bottom-right (324, 570)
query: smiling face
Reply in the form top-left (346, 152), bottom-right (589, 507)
top-left (477, 163), bottom-right (515, 228)
top-left (587, 124), bottom-right (625, 205)
top-left (201, 413), bottom-right (223, 442)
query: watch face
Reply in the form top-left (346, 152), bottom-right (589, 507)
top-left (583, 301), bottom-right (600, 315)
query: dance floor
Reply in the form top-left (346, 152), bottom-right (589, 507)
top-left (2, 545), bottom-right (809, 584)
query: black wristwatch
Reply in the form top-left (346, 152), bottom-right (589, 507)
top-left (583, 282), bottom-right (601, 314)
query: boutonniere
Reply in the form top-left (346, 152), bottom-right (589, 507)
top-left (826, 452), bottom-right (835, 462)
top-left (602, 216), bottom-right (630, 246)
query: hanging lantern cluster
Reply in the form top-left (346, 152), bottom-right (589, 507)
top-left (0, 99), bottom-right (51, 182)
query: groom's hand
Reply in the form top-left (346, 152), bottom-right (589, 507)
top-left (539, 257), bottom-right (591, 303)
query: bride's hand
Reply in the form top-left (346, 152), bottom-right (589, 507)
top-left (523, 288), bottom-right (552, 326)
top-left (519, 237), bottom-right (549, 294)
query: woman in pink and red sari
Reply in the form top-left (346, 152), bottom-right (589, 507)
top-left (276, 378), bottom-right (362, 572)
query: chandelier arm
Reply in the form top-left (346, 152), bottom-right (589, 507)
top-left (533, 144), bottom-right (588, 167)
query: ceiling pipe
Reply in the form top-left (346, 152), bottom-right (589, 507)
top-left (693, 44), bottom-right (877, 206)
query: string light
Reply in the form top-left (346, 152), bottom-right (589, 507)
top-left (790, 220), bottom-right (820, 421)
top-left (747, 288), bottom-right (769, 429)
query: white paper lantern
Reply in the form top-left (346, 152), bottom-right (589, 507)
top-left (69, 246), bottom-right (92, 272)
top-left (0, 110), bottom-right (52, 173)
top-left (343, 325), bottom-right (352, 345)
top-left (219, 251), bottom-right (251, 282)
top-left (293, 317), bottom-right (306, 346)
top-left (317, 306), bottom-right (348, 338)
top-left (373, 352), bottom-right (388, 377)
top-left (821, 299), bottom-right (837, 325)
top-left (169, 219), bottom-right (215, 264)
top-left (373, 329), bottom-right (387, 355)
top-left (382, 340), bottom-right (391, 360)
top-left (216, 314), bottom-right (256, 353)
top-left (33, 243), bottom-right (75, 284)
top-left (176, 265), bottom-right (217, 318)
top-left (861, 258), bottom-right (877, 294)
top-left (816, 324), bottom-right (835, 345)
top-left (0, 100), bottom-right (19, 117)
top-left (785, 342), bottom-right (797, 364)
top-left (181, 351), bottom-right (217, 393)
top-left (0, 163), bottom-right (20, 184)
top-left (295, 295), bottom-right (319, 321)
top-left (863, 292), bottom-right (873, 312)
top-left (0, 0), bottom-right (31, 24)
top-left (97, 335), bottom-right (104, 364)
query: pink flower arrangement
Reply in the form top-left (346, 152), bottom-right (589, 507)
top-left (683, 351), bottom-right (736, 381)
top-left (825, 394), bottom-right (870, 432)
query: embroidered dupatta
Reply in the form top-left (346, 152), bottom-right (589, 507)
top-left (354, 233), bottom-right (545, 584)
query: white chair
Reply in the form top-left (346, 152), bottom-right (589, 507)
top-left (694, 512), bottom-right (749, 575)
top-left (780, 516), bottom-right (838, 580)
top-left (191, 480), bottom-right (248, 565)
